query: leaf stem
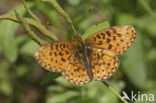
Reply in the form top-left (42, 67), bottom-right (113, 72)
top-left (102, 81), bottom-right (128, 103)
top-left (0, 14), bottom-right (58, 41)
top-left (14, 10), bottom-right (44, 46)
top-left (42, 0), bottom-right (77, 34)
top-left (22, 0), bottom-right (41, 23)
top-left (138, 0), bottom-right (156, 17)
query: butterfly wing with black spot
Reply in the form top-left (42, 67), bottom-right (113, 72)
top-left (35, 42), bottom-right (73, 72)
top-left (85, 25), bottom-right (136, 55)
top-left (87, 47), bottom-right (119, 81)
top-left (35, 41), bottom-right (90, 85)
top-left (62, 53), bottom-right (90, 85)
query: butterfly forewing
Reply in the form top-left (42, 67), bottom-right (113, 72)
top-left (35, 41), bottom-right (90, 85)
top-left (35, 42), bottom-right (74, 72)
top-left (85, 25), bottom-right (136, 55)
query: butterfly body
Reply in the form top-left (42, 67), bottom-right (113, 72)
top-left (70, 39), bottom-right (94, 80)
top-left (35, 25), bottom-right (136, 85)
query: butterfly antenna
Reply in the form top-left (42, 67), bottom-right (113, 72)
top-left (73, 33), bottom-right (82, 41)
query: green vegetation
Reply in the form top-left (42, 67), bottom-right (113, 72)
top-left (0, 0), bottom-right (156, 103)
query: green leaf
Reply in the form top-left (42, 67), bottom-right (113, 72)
top-left (0, 61), bottom-right (13, 96)
top-left (47, 85), bottom-right (65, 93)
top-left (55, 77), bottom-right (81, 88)
top-left (147, 48), bottom-right (156, 62)
top-left (19, 39), bottom-right (39, 56)
top-left (116, 13), bottom-right (136, 25)
top-left (47, 91), bottom-right (79, 103)
top-left (16, 64), bottom-right (29, 77)
top-left (82, 21), bottom-right (110, 39)
top-left (86, 81), bottom-right (125, 103)
top-left (144, 80), bottom-right (156, 91)
top-left (122, 33), bottom-right (147, 88)
top-left (15, 35), bottom-right (29, 48)
top-left (40, 72), bottom-right (61, 85)
top-left (67, 0), bottom-right (81, 6)
top-left (0, 2), bottom-right (34, 63)
top-left (0, 21), bottom-right (18, 63)
top-left (55, 77), bottom-right (75, 87)
top-left (140, 16), bottom-right (156, 37)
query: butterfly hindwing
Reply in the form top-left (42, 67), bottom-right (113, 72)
top-left (87, 47), bottom-right (119, 81)
top-left (62, 53), bottom-right (90, 85)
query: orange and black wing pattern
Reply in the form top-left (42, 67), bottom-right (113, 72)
top-left (35, 42), bottom-right (74, 72)
top-left (62, 53), bottom-right (90, 85)
top-left (85, 25), bottom-right (136, 55)
top-left (87, 48), bottom-right (119, 81)
top-left (35, 41), bottom-right (90, 85)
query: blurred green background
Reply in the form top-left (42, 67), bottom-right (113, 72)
top-left (0, 0), bottom-right (156, 103)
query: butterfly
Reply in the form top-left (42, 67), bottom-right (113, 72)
top-left (35, 25), bottom-right (136, 85)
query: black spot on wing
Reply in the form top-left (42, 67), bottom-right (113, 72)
top-left (61, 57), bottom-right (66, 62)
top-left (106, 31), bottom-right (111, 37)
top-left (108, 44), bottom-right (112, 49)
top-left (96, 35), bottom-right (101, 39)
top-left (59, 51), bottom-right (63, 56)
top-left (107, 38), bottom-right (111, 43)
top-left (101, 33), bottom-right (105, 39)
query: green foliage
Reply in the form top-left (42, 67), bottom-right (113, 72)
top-left (0, 2), bottom-right (34, 63)
top-left (45, 80), bottom-right (125, 103)
top-left (122, 34), bottom-right (147, 88)
top-left (40, 72), bottom-right (61, 85)
top-left (82, 21), bottom-right (110, 39)
top-left (0, 0), bottom-right (156, 103)
top-left (0, 61), bottom-right (13, 96)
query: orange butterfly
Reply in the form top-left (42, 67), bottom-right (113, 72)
top-left (35, 25), bottom-right (136, 85)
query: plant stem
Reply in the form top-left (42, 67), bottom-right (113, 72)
top-left (14, 10), bottom-right (44, 46)
top-left (0, 14), bottom-right (58, 41)
top-left (22, 0), bottom-right (41, 23)
top-left (138, 0), bottom-right (155, 17)
top-left (42, 0), bottom-right (77, 34)
top-left (102, 81), bottom-right (128, 103)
